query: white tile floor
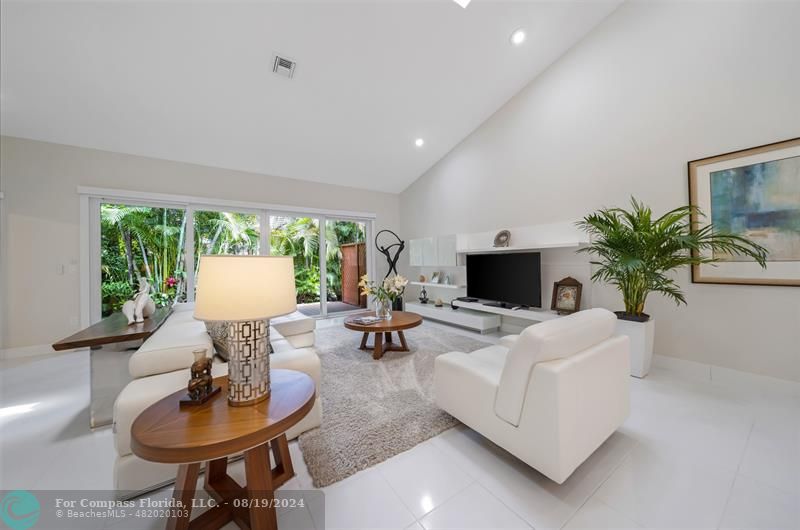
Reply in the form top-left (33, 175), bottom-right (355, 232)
top-left (1, 321), bottom-right (798, 529)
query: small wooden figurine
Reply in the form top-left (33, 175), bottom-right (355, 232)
top-left (180, 349), bottom-right (221, 406)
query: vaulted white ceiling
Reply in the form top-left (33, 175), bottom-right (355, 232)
top-left (0, 1), bottom-right (621, 193)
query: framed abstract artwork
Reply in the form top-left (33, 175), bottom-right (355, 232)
top-left (688, 138), bottom-right (800, 286)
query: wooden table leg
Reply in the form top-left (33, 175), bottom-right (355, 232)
top-left (244, 443), bottom-right (278, 530)
top-left (373, 332), bottom-right (384, 360)
top-left (384, 331), bottom-right (393, 343)
top-left (360, 332), bottom-right (369, 350)
top-left (269, 434), bottom-right (295, 488)
top-left (166, 463), bottom-right (199, 530)
top-left (204, 457), bottom-right (228, 496)
top-left (398, 330), bottom-right (409, 351)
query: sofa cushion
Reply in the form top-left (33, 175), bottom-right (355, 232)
top-left (271, 338), bottom-right (294, 354)
top-left (128, 311), bottom-right (213, 378)
top-left (469, 344), bottom-right (509, 369)
top-left (499, 334), bottom-right (520, 349)
top-left (271, 347), bottom-right (321, 387)
top-left (494, 308), bottom-right (616, 426)
top-left (282, 330), bottom-right (314, 349)
top-left (271, 311), bottom-right (315, 337)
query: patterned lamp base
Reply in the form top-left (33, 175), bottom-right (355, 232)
top-left (224, 320), bottom-right (271, 406)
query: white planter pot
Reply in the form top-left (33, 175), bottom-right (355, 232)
top-left (615, 317), bottom-right (655, 378)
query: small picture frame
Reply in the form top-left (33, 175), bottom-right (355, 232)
top-left (430, 272), bottom-right (441, 284)
top-left (551, 277), bottom-right (582, 315)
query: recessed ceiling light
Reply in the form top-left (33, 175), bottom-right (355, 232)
top-left (415, 138), bottom-right (425, 147)
top-left (453, 0), bottom-right (471, 8)
top-left (510, 29), bottom-right (526, 46)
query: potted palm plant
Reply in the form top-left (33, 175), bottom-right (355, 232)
top-left (578, 198), bottom-right (767, 377)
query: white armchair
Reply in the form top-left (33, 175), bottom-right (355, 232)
top-left (434, 308), bottom-right (630, 484)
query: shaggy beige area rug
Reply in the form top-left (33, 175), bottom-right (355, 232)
top-left (298, 323), bottom-right (490, 487)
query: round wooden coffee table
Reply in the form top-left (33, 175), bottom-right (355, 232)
top-left (344, 311), bottom-right (423, 360)
top-left (131, 369), bottom-right (315, 530)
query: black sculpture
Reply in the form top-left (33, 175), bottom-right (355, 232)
top-left (375, 229), bottom-right (405, 280)
top-left (375, 229), bottom-right (405, 310)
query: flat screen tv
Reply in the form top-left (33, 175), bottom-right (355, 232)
top-left (466, 252), bottom-right (541, 307)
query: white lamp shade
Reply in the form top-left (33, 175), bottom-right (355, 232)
top-left (194, 255), bottom-right (297, 322)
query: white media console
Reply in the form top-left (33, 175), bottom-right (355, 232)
top-left (405, 300), bottom-right (562, 333)
top-left (405, 220), bottom-right (590, 333)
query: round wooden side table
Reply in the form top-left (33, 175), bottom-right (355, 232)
top-left (131, 369), bottom-right (315, 530)
top-left (344, 311), bottom-right (423, 360)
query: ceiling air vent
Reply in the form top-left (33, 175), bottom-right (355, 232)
top-left (273, 55), bottom-right (296, 79)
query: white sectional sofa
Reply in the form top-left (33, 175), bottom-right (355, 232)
top-left (434, 308), bottom-right (630, 484)
top-left (112, 303), bottom-right (320, 496)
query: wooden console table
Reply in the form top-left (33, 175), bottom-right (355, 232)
top-left (52, 306), bottom-right (172, 351)
top-left (131, 370), bottom-right (316, 530)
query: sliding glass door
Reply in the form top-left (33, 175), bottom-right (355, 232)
top-left (193, 209), bottom-right (261, 296)
top-left (325, 218), bottom-right (368, 314)
top-left (91, 194), bottom-right (373, 322)
top-left (270, 215), bottom-right (322, 316)
top-left (268, 215), bottom-right (369, 317)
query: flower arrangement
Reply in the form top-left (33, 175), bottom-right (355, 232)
top-left (359, 274), bottom-right (408, 302)
top-left (359, 274), bottom-right (408, 319)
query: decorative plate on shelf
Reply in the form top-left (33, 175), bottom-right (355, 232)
top-left (493, 230), bottom-right (511, 247)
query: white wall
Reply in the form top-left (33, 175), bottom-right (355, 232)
top-left (400, 1), bottom-right (800, 381)
top-left (0, 136), bottom-right (400, 349)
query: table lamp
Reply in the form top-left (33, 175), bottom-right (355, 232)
top-left (194, 255), bottom-right (296, 406)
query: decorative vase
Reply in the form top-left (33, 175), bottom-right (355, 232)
top-left (376, 298), bottom-right (393, 320)
top-left (392, 296), bottom-right (404, 311)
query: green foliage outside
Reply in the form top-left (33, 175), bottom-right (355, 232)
top-left (270, 217), bottom-right (365, 304)
top-left (101, 205), bottom-right (364, 315)
top-left (101, 281), bottom-right (134, 314)
top-left (101, 205), bottom-right (189, 316)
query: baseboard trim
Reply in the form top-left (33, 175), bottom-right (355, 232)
top-left (0, 343), bottom-right (60, 361)
top-left (653, 354), bottom-right (799, 394)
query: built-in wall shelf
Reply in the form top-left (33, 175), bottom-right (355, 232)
top-left (409, 281), bottom-right (465, 289)
top-left (451, 300), bottom-right (562, 322)
top-left (408, 221), bottom-right (590, 260)
top-left (457, 242), bottom-right (587, 255)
